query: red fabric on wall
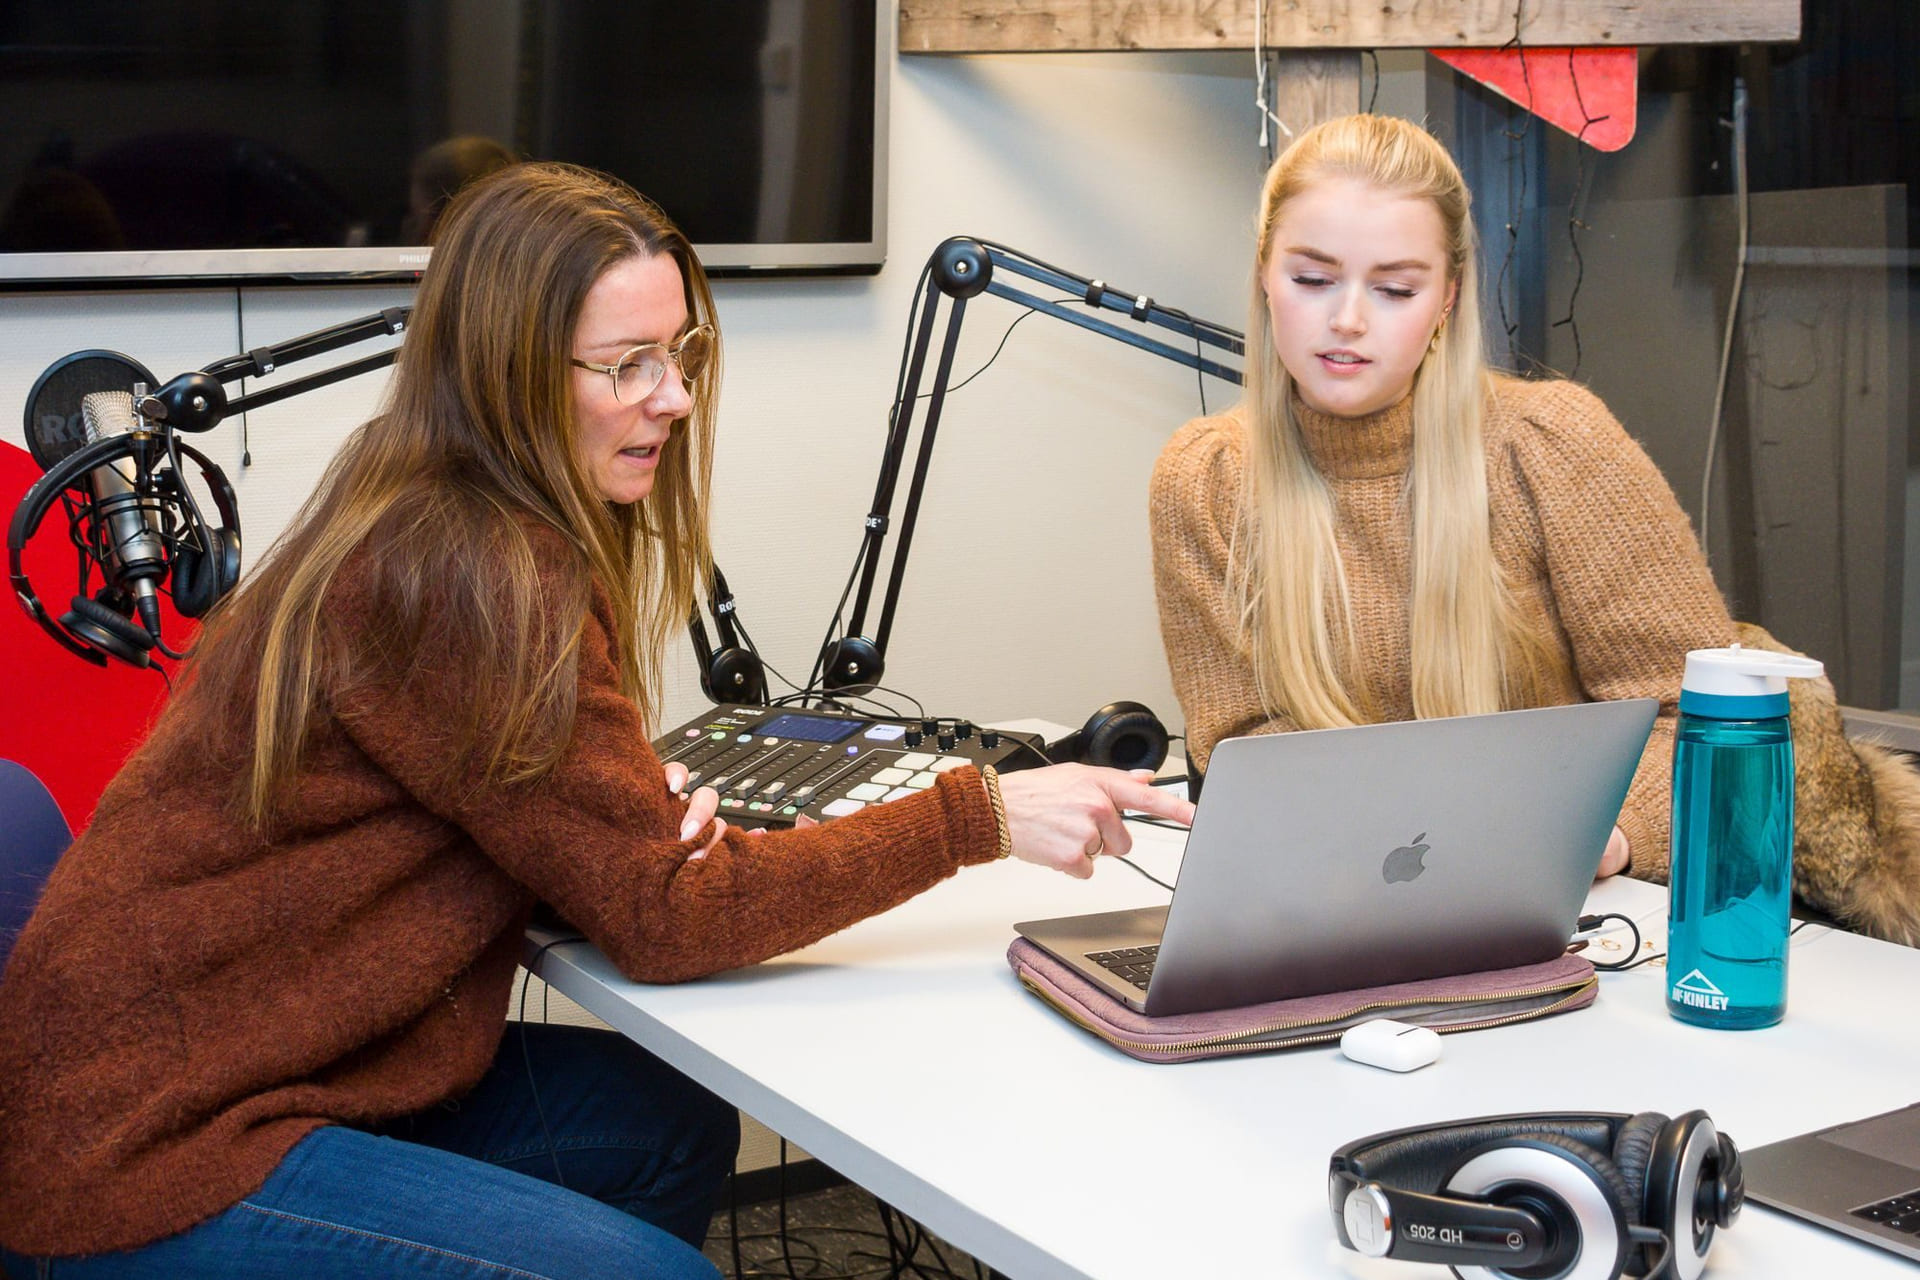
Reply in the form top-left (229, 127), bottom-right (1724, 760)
top-left (1431, 47), bottom-right (1639, 152)
top-left (2, 439), bottom-right (189, 832)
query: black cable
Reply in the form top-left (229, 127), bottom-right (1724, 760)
top-left (1574, 912), bottom-right (1664, 971)
top-left (937, 307), bottom-right (1037, 398)
top-left (234, 284), bottom-right (254, 467)
top-left (778, 1138), bottom-right (801, 1280)
top-left (517, 932), bottom-right (586, 1188)
top-left (801, 541), bottom-right (875, 708)
top-left (1630, 1224), bottom-right (1674, 1280)
top-left (1364, 49), bottom-right (1381, 115)
top-left (1494, 5), bottom-right (1536, 369)
top-left (1106, 851), bottom-right (1175, 893)
top-left (817, 685), bottom-right (928, 721)
top-left (1157, 302), bottom-right (1212, 416)
top-left (804, 258), bottom-right (939, 703)
top-left (727, 1168), bottom-right (749, 1279)
top-left (998, 733), bottom-right (1055, 771)
top-left (1549, 48), bottom-right (1609, 378)
top-left (728, 609), bottom-right (807, 700)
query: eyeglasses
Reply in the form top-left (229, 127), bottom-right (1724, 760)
top-left (570, 323), bottom-right (715, 404)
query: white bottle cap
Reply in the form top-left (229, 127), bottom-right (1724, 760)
top-left (1681, 644), bottom-right (1824, 697)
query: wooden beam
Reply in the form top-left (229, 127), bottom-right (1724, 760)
top-left (898, 1), bottom-right (1801, 54)
top-left (1268, 51), bottom-right (1362, 135)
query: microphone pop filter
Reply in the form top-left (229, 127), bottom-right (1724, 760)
top-left (23, 349), bottom-right (158, 471)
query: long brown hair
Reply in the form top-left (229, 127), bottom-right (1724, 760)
top-left (1235, 114), bottom-right (1564, 727)
top-left (169, 162), bottom-right (718, 827)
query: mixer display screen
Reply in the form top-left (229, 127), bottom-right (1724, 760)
top-left (752, 713), bottom-right (864, 743)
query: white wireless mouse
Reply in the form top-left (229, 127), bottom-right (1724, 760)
top-left (1339, 1019), bottom-right (1443, 1072)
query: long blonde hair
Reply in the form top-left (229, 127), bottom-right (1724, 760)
top-left (170, 162), bottom-right (718, 827)
top-left (1235, 114), bottom-right (1559, 727)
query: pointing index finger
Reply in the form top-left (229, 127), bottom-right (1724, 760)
top-left (1104, 775), bottom-right (1195, 827)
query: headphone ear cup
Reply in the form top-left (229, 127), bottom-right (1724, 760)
top-left (1049, 701), bottom-right (1168, 771)
top-left (1714, 1133), bottom-right (1744, 1224)
top-left (1643, 1111), bottom-right (1732, 1280)
top-left (1444, 1133), bottom-right (1632, 1280)
top-left (171, 527), bottom-right (241, 619)
top-left (1611, 1110), bottom-right (1670, 1223)
top-left (61, 595), bottom-right (154, 668)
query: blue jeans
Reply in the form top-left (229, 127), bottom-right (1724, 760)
top-left (3, 1024), bottom-right (739, 1279)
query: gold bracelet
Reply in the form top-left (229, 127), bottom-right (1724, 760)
top-left (981, 766), bottom-right (1014, 859)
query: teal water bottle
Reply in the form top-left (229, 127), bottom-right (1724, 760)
top-left (1667, 646), bottom-right (1824, 1029)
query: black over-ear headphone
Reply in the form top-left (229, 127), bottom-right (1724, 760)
top-left (1044, 700), bottom-right (1169, 772)
top-left (689, 563), bottom-right (767, 705)
top-left (1329, 1110), bottom-right (1743, 1280)
top-left (9, 424), bottom-right (241, 668)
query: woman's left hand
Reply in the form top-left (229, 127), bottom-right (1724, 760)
top-left (1596, 825), bottom-right (1629, 879)
top-left (662, 762), bottom-right (815, 857)
top-left (663, 761), bottom-right (724, 855)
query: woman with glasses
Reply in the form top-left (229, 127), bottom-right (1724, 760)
top-left (0, 162), bottom-right (1194, 1278)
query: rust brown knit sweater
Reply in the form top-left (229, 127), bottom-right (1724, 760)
top-left (0, 528), bottom-right (999, 1257)
top-left (1149, 376), bottom-right (1735, 873)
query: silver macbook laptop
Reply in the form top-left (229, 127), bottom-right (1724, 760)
top-left (1743, 1102), bottom-right (1920, 1262)
top-left (1015, 699), bottom-right (1657, 1016)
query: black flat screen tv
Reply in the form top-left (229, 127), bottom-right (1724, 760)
top-left (0, 0), bottom-right (887, 286)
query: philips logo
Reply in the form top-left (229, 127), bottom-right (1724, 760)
top-left (1670, 969), bottom-right (1730, 1012)
top-left (398, 252), bottom-right (431, 265)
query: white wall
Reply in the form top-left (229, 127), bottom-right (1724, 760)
top-left (4, 48), bottom-right (1286, 745)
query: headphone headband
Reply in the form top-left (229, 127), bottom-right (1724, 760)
top-left (1330, 1111), bottom-right (1634, 1207)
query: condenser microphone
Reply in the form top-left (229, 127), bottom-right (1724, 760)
top-left (79, 390), bottom-right (168, 639)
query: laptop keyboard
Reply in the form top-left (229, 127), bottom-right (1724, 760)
top-left (1088, 945), bottom-right (1160, 991)
top-left (1852, 1190), bottom-right (1920, 1232)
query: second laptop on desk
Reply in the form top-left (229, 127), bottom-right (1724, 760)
top-left (1015, 698), bottom-right (1658, 1016)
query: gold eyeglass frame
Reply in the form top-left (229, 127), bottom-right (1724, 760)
top-left (570, 323), bottom-right (716, 403)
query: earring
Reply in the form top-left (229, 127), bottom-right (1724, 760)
top-left (1428, 307), bottom-right (1453, 354)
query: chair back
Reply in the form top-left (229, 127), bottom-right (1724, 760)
top-left (0, 759), bottom-right (71, 969)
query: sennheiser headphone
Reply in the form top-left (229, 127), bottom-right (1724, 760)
top-left (1045, 701), bottom-right (1170, 773)
top-left (1329, 1110), bottom-right (1743, 1280)
top-left (9, 422), bottom-right (241, 668)
top-left (689, 563), bottom-right (767, 705)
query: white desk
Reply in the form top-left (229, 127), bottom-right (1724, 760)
top-left (527, 820), bottom-right (1920, 1279)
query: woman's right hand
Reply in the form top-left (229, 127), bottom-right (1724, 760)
top-left (995, 763), bottom-right (1197, 878)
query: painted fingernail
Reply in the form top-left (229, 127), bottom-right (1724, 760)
top-left (679, 817), bottom-right (699, 840)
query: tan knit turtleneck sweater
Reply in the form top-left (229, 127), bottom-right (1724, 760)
top-left (1148, 375), bottom-right (1734, 876)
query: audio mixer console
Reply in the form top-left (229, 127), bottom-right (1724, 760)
top-left (652, 703), bottom-right (1048, 830)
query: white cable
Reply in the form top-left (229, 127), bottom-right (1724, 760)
top-left (1252, 0), bottom-right (1293, 151)
top-left (1700, 78), bottom-right (1749, 560)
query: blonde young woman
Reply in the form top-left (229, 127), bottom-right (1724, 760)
top-left (0, 163), bottom-right (1192, 1278)
top-left (1151, 115), bottom-right (1920, 935)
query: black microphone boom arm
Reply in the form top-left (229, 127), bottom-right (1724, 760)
top-left (141, 306), bottom-right (413, 435)
top-left (817, 236), bottom-right (1244, 695)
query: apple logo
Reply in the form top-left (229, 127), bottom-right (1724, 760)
top-left (1381, 832), bottom-right (1431, 884)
